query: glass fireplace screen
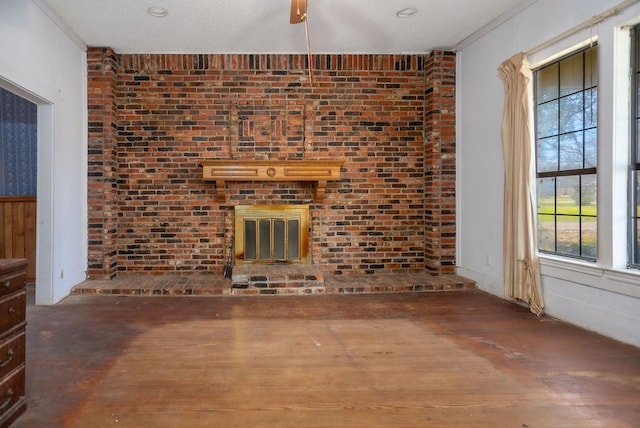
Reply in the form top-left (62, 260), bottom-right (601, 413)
top-left (243, 218), bottom-right (300, 261)
top-left (234, 205), bottom-right (309, 264)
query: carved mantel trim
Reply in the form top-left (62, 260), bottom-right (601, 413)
top-left (201, 160), bottom-right (344, 202)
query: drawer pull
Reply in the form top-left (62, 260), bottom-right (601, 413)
top-left (7, 307), bottom-right (15, 315)
top-left (0, 389), bottom-right (13, 411)
top-left (2, 281), bottom-right (9, 289)
top-left (0, 349), bottom-right (14, 368)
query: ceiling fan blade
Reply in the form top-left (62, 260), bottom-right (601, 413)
top-left (290, 0), bottom-right (308, 24)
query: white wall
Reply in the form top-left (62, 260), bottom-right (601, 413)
top-left (0, 0), bottom-right (87, 304)
top-left (457, 0), bottom-right (640, 347)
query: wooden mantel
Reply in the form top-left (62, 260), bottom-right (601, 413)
top-left (201, 160), bottom-right (344, 202)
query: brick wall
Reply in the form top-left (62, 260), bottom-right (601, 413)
top-left (424, 51), bottom-right (457, 274)
top-left (87, 48), bottom-right (119, 279)
top-left (87, 50), bottom-right (456, 278)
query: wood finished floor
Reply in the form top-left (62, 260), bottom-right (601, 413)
top-left (13, 286), bottom-right (640, 427)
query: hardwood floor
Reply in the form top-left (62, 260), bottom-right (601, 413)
top-left (13, 287), bottom-right (640, 427)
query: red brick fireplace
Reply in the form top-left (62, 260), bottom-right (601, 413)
top-left (87, 50), bottom-right (456, 280)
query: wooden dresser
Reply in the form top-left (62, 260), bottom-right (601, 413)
top-left (0, 259), bottom-right (27, 427)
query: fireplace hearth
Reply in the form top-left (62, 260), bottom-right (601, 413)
top-left (230, 264), bottom-right (325, 293)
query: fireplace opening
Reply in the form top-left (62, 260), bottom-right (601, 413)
top-left (234, 205), bottom-right (309, 264)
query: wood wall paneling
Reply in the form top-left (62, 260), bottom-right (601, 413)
top-left (0, 197), bottom-right (36, 281)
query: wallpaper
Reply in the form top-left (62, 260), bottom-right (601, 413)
top-left (0, 87), bottom-right (37, 196)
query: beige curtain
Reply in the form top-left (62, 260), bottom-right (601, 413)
top-left (498, 53), bottom-right (544, 316)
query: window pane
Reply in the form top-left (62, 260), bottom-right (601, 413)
top-left (559, 131), bottom-right (583, 170)
top-left (636, 219), bottom-right (640, 265)
top-left (556, 176), bottom-right (580, 215)
top-left (273, 219), bottom-right (285, 259)
top-left (244, 220), bottom-right (256, 260)
top-left (582, 216), bottom-right (597, 259)
top-left (259, 219), bottom-right (271, 260)
top-left (537, 137), bottom-right (558, 172)
top-left (636, 73), bottom-right (640, 117)
top-left (635, 171), bottom-right (640, 217)
top-left (538, 214), bottom-right (555, 252)
top-left (559, 92), bottom-right (584, 133)
top-left (537, 63), bottom-right (558, 102)
top-left (636, 118), bottom-right (640, 164)
top-left (580, 174), bottom-right (597, 260)
top-left (560, 53), bottom-right (583, 96)
top-left (581, 174), bottom-right (597, 215)
top-left (537, 102), bottom-right (558, 138)
top-left (537, 177), bottom-right (555, 214)
top-left (633, 172), bottom-right (640, 266)
top-left (584, 128), bottom-right (597, 168)
top-left (585, 88), bottom-right (597, 128)
top-left (556, 215), bottom-right (580, 257)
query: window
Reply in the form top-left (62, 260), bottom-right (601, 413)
top-left (631, 26), bottom-right (640, 267)
top-left (534, 45), bottom-right (598, 260)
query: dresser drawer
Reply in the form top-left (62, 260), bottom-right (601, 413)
top-left (0, 331), bottom-right (25, 382)
top-left (0, 366), bottom-right (25, 426)
top-left (0, 269), bottom-right (25, 299)
top-left (0, 292), bottom-right (25, 336)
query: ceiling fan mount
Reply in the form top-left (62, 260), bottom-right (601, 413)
top-left (290, 0), bottom-right (308, 24)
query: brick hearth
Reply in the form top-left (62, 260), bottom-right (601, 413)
top-left (231, 265), bottom-right (325, 294)
top-left (71, 269), bottom-right (475, 296)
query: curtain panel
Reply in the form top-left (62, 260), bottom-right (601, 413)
top-left (498, 52), bottom-right (544, 316)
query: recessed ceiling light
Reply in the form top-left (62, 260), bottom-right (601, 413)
top-left (147, 6), bottom-right (168, 18)
top-left (396, 7), bottom-right (418, 18)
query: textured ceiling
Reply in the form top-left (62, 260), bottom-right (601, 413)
top-left (42, 0), bottom-right (534, 54)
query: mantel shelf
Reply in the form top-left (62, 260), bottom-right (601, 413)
top-left (201, 160), bottom-right (344, 203)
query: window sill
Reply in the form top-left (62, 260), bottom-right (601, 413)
top-left (538, 254), bottom-right (640, 298)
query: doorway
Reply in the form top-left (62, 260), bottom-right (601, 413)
top-left (0, 87), bottom-right (37, 281)
top-left (0, 77), bottom-right (55, 305)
